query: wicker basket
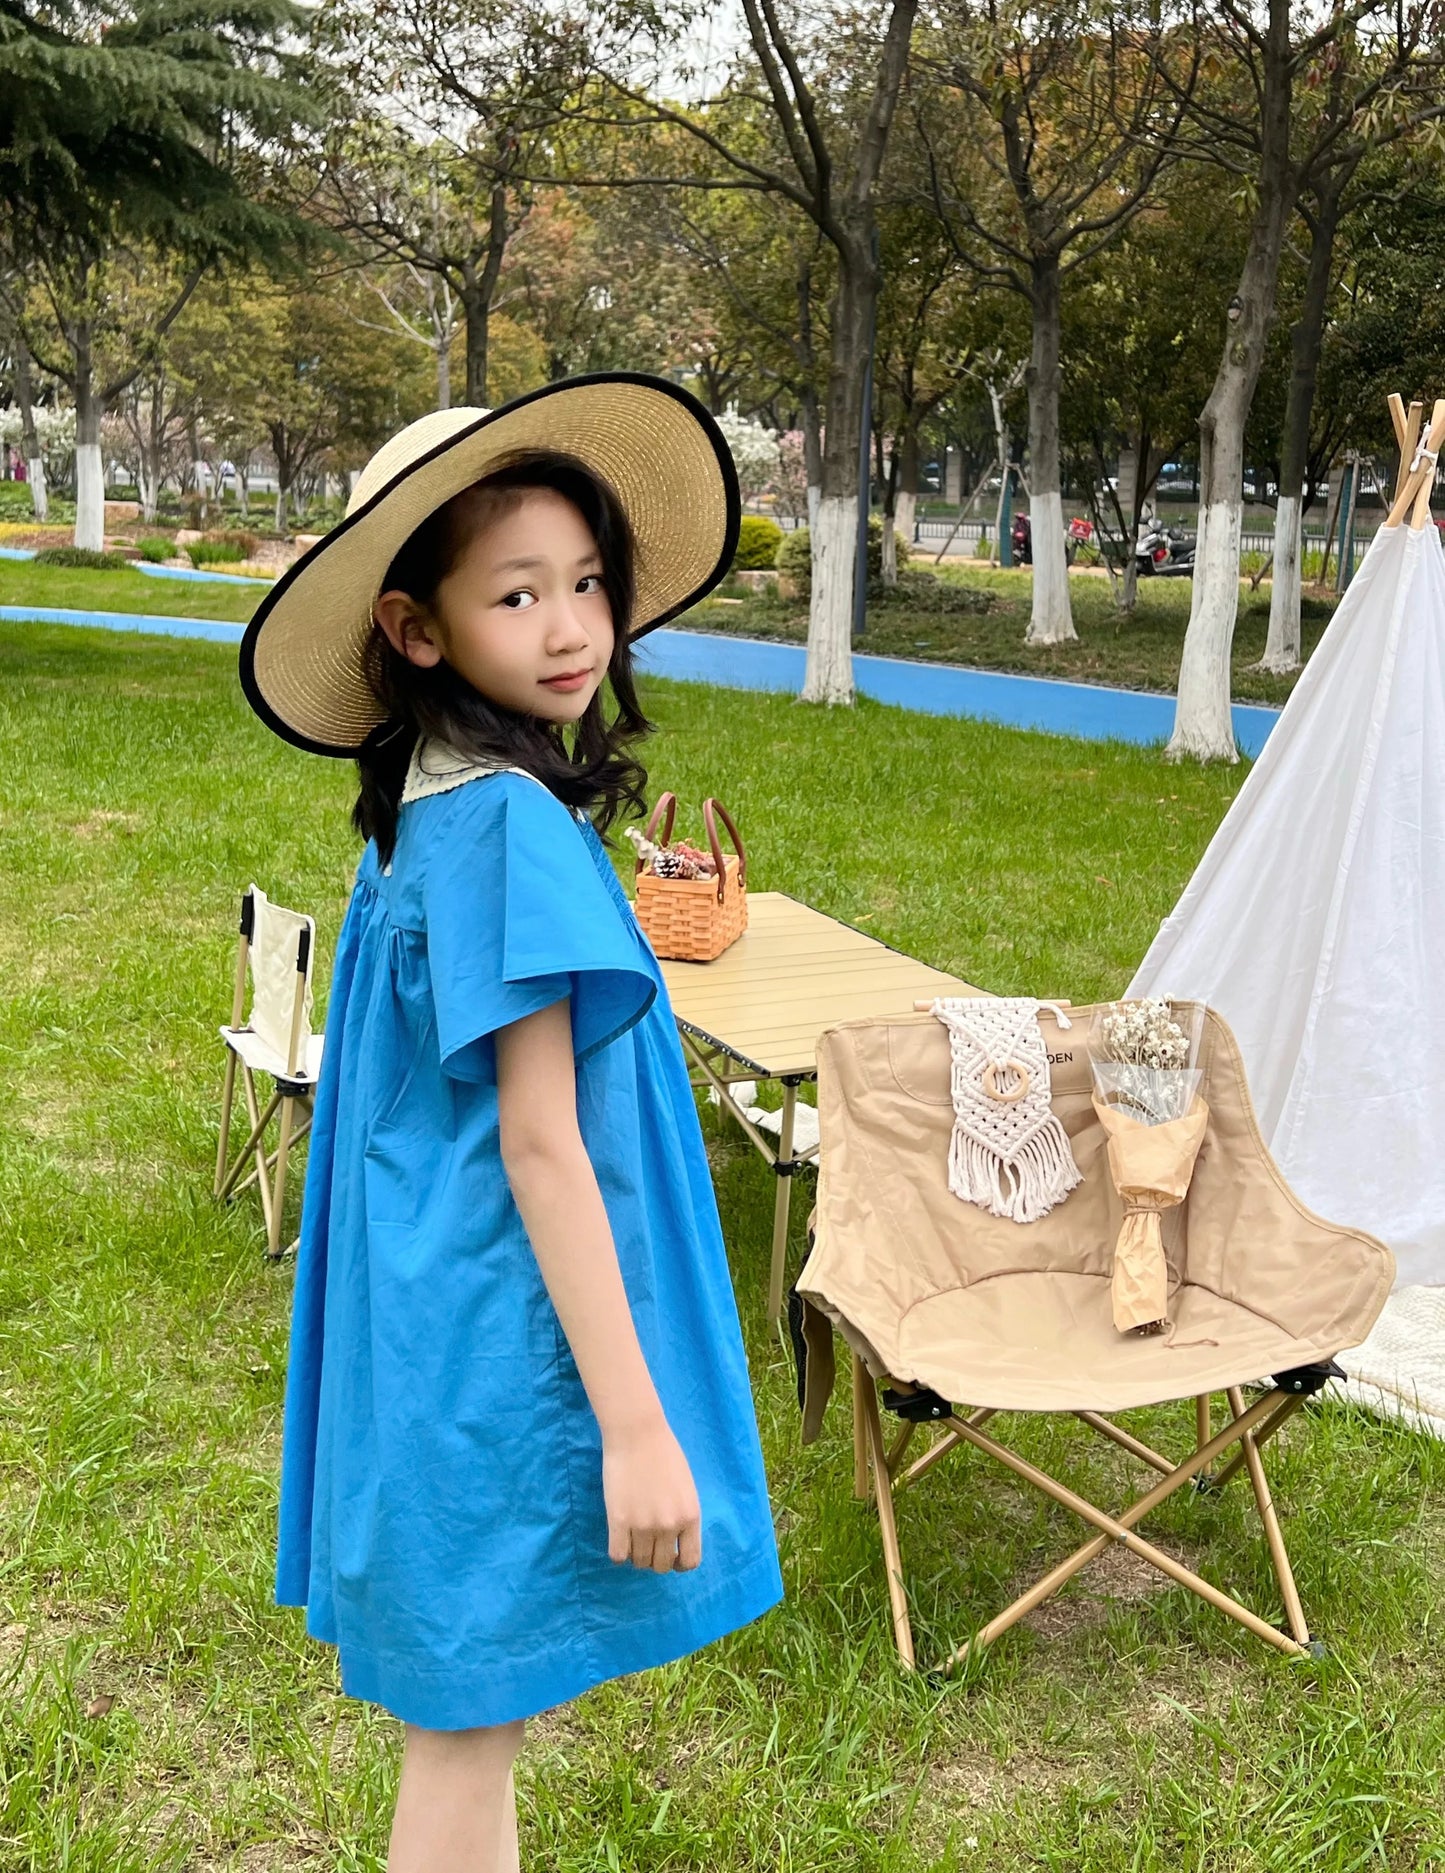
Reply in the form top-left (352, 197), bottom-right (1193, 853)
top-left (634, 793), bottom-right (748, 962)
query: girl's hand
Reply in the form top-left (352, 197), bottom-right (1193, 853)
top-left (602, 1420), bottom-right (702, 1574)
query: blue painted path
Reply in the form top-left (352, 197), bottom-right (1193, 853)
top-left (636, 628), bottom-right (1279, 758)
top-left (0, 605), bottom-right (1279, 755)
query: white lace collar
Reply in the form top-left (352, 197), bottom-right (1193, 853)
top-left (401, 737), bottom-right (531, 804)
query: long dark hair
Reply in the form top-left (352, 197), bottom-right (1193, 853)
top-left (353, 451), bottom-right (652, 862)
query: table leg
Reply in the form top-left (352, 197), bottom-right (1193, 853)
top-left (767, 1080), bottom-right (800, 1322)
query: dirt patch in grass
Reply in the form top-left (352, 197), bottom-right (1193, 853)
top-left (1021, 1542), bottom-right (1187, 1640)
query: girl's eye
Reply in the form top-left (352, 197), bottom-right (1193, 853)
top-left (500, 590), bottom-right (537, 610)
top-left (577, 574), bottom-right (604, 596)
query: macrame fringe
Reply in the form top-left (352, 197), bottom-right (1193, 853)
top-left (948, 1112), bottom-right (1083, 1224)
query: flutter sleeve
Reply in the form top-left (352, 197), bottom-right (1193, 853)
top-left (420, 773), bottom-right (656, 1084)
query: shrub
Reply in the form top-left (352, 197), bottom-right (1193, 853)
top-left (187, 531), bottom-right (258, 568)
top-left (773, 516), bottom-right (910, 598)
top-left (137, 537), bottom-right (173, 563)
top-left (733, 515), bottom-right (783, 571)
top-left (776, 524), bottom-right (812, 594)
top-left (33, 546), bottom-right (131, 570)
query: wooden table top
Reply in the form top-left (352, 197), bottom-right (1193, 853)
top-left (658, 891), bottom-right (977, 1078)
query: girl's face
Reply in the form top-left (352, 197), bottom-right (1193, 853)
top-left (375, 488), bottom-right (615, 723)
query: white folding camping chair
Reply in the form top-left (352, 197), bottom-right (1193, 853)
top-left (214, 885), bottom-right (324, 1257)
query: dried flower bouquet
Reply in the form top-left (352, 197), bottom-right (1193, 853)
top-left (1090, 999), bottom-right (1209, 1336)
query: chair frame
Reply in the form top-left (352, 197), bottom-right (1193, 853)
top-left (214, 887), bottom-right (316, 1259)
top-left (849, 1354), bottom-right (1323, 1672)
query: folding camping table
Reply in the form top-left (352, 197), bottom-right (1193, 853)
top-left (657, 891), bottom-right (973, 1318)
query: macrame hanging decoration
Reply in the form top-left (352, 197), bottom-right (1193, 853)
top-left (931, 998), bottom-right (1083, 1224)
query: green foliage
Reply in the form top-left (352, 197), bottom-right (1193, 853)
top-left (137, 537), bottom-right (174, 563)
top-left (776, 522), bottom-right (812, 589)
top-left (774, 517), bottom-right (911, 597)
top-left (31, 546), bottom-right (131, 570)
top-left (733, 515), bottom-right (783, 570)
top-left (0, 0), bottom-right (319, 262)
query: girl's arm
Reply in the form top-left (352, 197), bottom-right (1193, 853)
top-left (495, 996), bottom-right (702, 1575)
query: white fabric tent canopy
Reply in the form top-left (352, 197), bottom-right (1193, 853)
top-left (1130, 401), bottom-right (1445, 1437)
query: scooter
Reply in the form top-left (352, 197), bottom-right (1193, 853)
top-left (1136, 521), bottom-right (1196, 576)
top-left (1010, 511), bottom-right (1032, 565)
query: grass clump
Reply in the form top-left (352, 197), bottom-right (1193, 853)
top-left (137, 536), bottom-right (175, 563)
top-left (187, 529), bottom-right (260, 568)
top-left (31, 545), bottom-right (132, 570)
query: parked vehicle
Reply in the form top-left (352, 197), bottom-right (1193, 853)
top-left (1010, 511), bottom-right (1032, 565)
top-left (1136, 521), bottom-right (1196, 577)
top-left (1065, 516), bottom-right (1094, 564)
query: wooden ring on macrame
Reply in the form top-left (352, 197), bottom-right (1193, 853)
top-left (981, 1061), bottom-right (1031, 1105)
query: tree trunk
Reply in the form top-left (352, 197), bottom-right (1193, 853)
top-left (72, 320), bottom-right (105, 552)
top-left (880, 426), bottom-right (901, 585)
top-left (801, 382), bottom-right (822, 529)
top-left (461, 274), bottom-right (490, 409)
top-left (238, 462), bottom-right (251, 515)
top-left (1169, 0), bottom-right (1294, 761)
top-left (437, 331), bottom-right (451, 411)
top-left (14, 335), bottom-right (49, 523)
top-left (1023, 252), bottom-right (1076, 644)
top-left (886, 423), bottom-right (919, 584)
top-left (802, 239), bottom-right (877, 704)
top-left (1260, 175), bottom-right (1346, 674)
top-left (1113, 428), bottom-right (1161, 615)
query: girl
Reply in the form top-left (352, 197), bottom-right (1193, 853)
top-left (240, 377), bottom-right (783, 1872)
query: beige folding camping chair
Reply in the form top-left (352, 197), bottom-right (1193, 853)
top-left (792, 1001), bottom-right (1393, 1671)
top-left (214, 885), bottom-right (323, 1258)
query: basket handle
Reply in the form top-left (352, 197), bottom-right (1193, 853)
top-left (702, 798), bottom-right (747, 904)
top-left (638, 792), bottom-right (677, 875)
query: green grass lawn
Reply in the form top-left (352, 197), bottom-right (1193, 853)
top-left (1, 621), bottom-right (1441, 1871)
top-left (685, 567), bottom-right (1335, 708)
top-left (0, 560), bottom-right (264, 624)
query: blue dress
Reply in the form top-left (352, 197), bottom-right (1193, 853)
top-left (275, 761), bottom-right (782, 1730)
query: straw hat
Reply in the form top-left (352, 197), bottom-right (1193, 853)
top-left (240, 372), bottom-right (741, 755)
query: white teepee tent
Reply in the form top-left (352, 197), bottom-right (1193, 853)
top-left (1130, 396), bottom-right (1445, 1437)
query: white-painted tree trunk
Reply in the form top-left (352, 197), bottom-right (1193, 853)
top-left (1022, 255), bottom-right (1077, 645)
top-left (801, 491), bottom-right (857, 703)
top-left (807, 483), bottom-right (821, 529)
top-left (74, 441), bottom-right (105, 551)
top-left (138, 462), bottom-right (160, 525)
top-left (1169, 500), bottom-right (1240, 761)
top-left (896, 487), bottom-right (916, 546)
top-left (1024, 488), bottom-right (1073, 645)
top-left (1260, 492), bottom-right (1303, 672)
top-left (25, 456), bottom-right (48, 523)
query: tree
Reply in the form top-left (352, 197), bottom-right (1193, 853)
top-left (317, 0), bottom-right (595, 407)
top-left (0, 0), bottom-right (315, 547)
top-left (1167, 0), bottom-right (1442, 759)
top-left (915, 0), bottom-right (1193, 644)
top-left (1258, 95), bottom-right (1445, 674)
top-left (1060, 167), bottom-right (1242, 612)
top-left (870, 203), bottom-right (962, 582)
top-left (178, 270), bottom-right (431, 530)
top-left (588, 0), bottom-right (919, 703)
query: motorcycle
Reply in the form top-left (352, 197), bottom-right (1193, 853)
top-left (1136, 521), bottom-right (1196, 577)
top-left (1010, 511), bottom-right (1032, 565)
top-left (1065, 515), bottom-right (1094, 564)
